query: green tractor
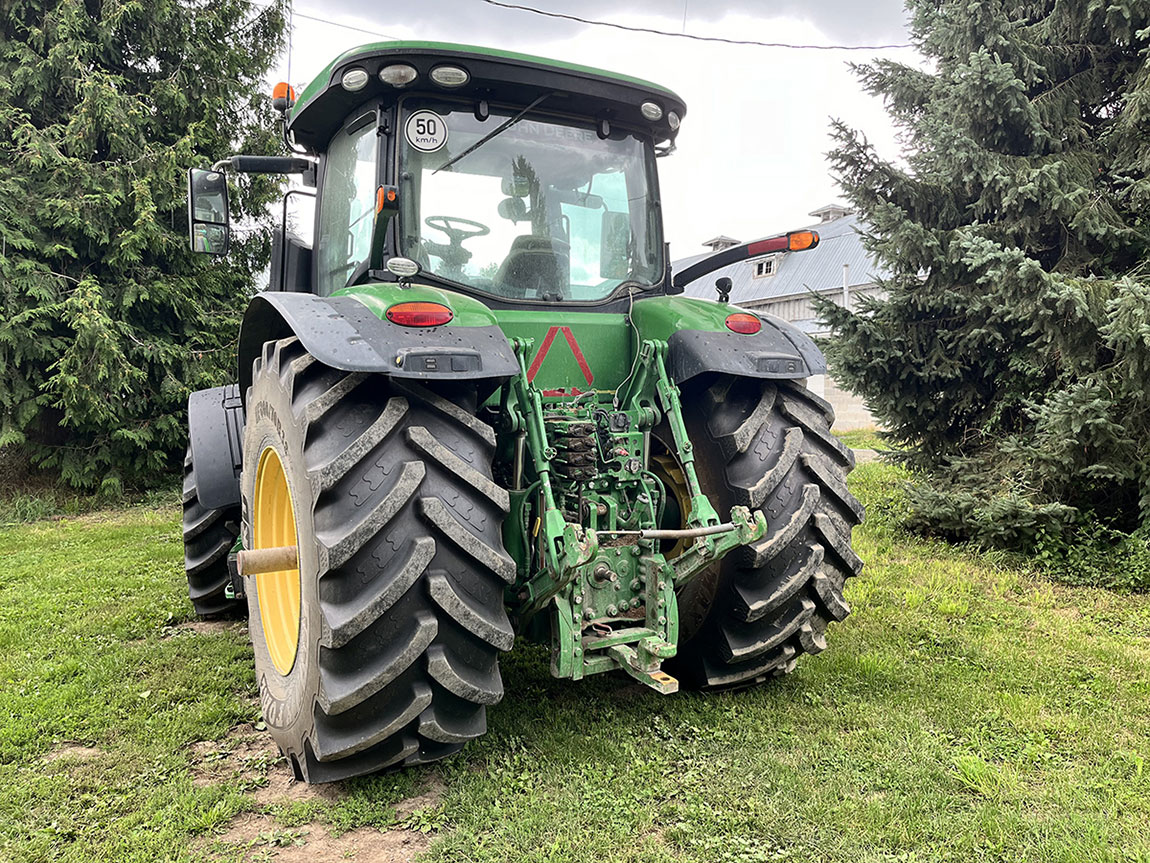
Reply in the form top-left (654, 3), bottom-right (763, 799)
top-left (184, 42), bottom-right (863, 783)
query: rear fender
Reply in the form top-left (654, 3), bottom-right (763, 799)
top-left (237, 292), bottom-right (520, 398)
top-left (631, 296), bottom-right (826, 383)
top-left (187, 384), bottom-right (244, 511)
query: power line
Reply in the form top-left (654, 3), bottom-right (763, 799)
top-left (290, 8), bottom-right (401, 40)
top-left (479, 0), bottom-right (912, 50)
top-left (248, 1), bottom-right (401, 42)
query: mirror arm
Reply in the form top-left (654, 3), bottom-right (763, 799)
top-left (671, 230), bottom-right (820, 289)
top-left (213, 156), bottom-right (315, 175)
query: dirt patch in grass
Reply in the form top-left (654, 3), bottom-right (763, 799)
top-left (253, 760), bottom-right (345, 805)
top-left (173, 619), bottom-right (247, 636)
top-left (395, 772), bottom-right (446, 819)
top-left (208, 813), bottom-right (431, 862)
top-left (43, 744), bottom-right (102, 762)
top-left (191, 722), bottom-right (347, 804)
top-left (190, 723), bottom-right (283, 792)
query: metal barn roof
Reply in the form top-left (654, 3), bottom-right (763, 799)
top-left (676, 213), bottom-right (890, 306)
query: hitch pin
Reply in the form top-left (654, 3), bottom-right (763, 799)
top-left (237, 545), bottom-right (299, 575)
top-left (595, 522), bottom-right (737, 540)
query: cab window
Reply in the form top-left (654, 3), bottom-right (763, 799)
top-left (316, 112), bottom-right (378, 296)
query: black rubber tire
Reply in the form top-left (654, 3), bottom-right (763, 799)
top-left (182, 447), bottom-right (243, 617)
top-left (665, 377), bottom-right (864, 689)
top-left (242, 337), bottom-right (515, 783)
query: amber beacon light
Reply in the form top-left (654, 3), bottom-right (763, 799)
top-left (271, 81), bottom-right (296, 111)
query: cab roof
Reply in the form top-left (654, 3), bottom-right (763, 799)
top-left (287, 40), bottom-right (687, 151)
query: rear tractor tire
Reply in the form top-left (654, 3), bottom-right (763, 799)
top-left (242, 337), bottom-right (515, 782)
top-left (182, 447), bottom-right (243, 617)
top-left (666, 377), bottom-right (864, 689)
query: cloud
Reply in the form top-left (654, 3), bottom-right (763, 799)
top-left (312, 0), bottom-right (910, 45)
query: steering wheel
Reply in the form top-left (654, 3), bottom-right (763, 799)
top-left (425, 215), bottom-right (490, 245)
top-left (422, 216), bottom-right (491, 281)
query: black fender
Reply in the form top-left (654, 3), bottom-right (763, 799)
top-left (237, 293), bottom-right (520, 397)
top-left (666, 313), bottom-right (827, 384)
top-left (187, 384), bottom-right (245, 511)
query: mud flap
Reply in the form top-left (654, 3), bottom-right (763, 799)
top-left (187, 384), bottom-right (245, 510)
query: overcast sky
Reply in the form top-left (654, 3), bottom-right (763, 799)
top-left (270, 0), bottom-right (918, 255)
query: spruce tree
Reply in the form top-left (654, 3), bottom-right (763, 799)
top-left (821, 1), bottom-right (1150, 554)
top-left (0, 0), bottom-right (286, 492)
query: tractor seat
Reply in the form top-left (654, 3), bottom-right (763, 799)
top-left (495, 235), bottom-right (571, 300)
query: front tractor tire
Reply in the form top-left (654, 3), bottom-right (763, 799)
top-left (182, 447), bottom-right (243, 617)
top-left (667, 377), bottom-right (864, 689)
top-left (242, 337), bottom-right (515, 783)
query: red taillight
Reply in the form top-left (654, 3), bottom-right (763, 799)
top-left (725, 313), bottom-right (762, 335)
top-left (386, 302), bottom-right (453, 327)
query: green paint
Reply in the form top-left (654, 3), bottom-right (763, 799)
top-left (650, 340), bottom-right (722, 530)
top-left (333, 282), bottom-right (502, 327)
top-left (495, 310), bottom-right (633, 391)
top-left (291, 40), bottom-right (684, 122)
top-left (631, 294), bottom-right (751, 340)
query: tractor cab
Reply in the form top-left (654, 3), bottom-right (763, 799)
top-left (197, 42), bottom-right (684, 306)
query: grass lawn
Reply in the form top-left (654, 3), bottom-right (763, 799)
top-left (833, 427), bottom-right (890, 451)
top-left (2, 463), bottom-right (1148, 862)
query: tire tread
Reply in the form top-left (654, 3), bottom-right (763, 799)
top-left (669, 379), bottom-right (863, 690)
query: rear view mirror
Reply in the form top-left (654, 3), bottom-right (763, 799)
top-left (600, 211), bottom-right (630, 279)
top-left (187, 168), bottom-right (231, 255)
top-left (498, 197), bottom-right (528, 223)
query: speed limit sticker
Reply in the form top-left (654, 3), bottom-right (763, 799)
top-left (405, 110), bottom-right (448, 153)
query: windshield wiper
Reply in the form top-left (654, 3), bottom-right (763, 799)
top-left (434, 92), bottom-right (553, 175)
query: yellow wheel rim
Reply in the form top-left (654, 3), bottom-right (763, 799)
top-left (253, 447), bottom-right (301, 675)
top-left (651, 447), bottom-right (691, 560)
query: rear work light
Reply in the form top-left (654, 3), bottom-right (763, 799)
top-left (725, 313), bottom-right (762, 334)
top-left (386, 302), bottom-right (453, 327)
